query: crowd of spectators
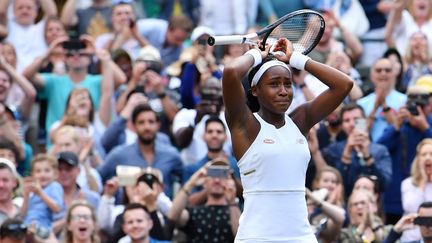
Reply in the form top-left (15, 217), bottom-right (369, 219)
top-left (1, 0), bottom-right (432, 242)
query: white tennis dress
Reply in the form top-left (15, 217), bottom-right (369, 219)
top-left (234, 113), bottom-right (317, 242)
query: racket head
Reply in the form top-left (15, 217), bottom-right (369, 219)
top-left (258, 9), bottom-right (325, 55)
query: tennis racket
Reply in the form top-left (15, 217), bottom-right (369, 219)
top-left (207, 9), bottom-right (325, 55)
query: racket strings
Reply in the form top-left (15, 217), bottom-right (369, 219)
top-left (268, 13), bottom-right (324, 54)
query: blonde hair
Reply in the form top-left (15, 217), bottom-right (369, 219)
top-left (52, 125), bottom-right (80, 145)
top-left (31, 153), bottom-right (58, 171)
top-left (348, 188), bottom-right (375, 209)
top-left (407, 0), bottom-right (432, 21)
top-left (63, 200), bottom-right (100, 243)
top-left (404, 32), bottom-right (429, 64)
top-left (313, 166), bottom-right (345, 205)
top-left (411, 138), bottom-right (432, 186)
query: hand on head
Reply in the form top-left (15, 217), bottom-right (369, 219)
top-left (270, 38), bottom-right (293, 63)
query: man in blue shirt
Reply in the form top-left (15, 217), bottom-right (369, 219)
top-left (322, 103), bottom-right (392, 198)
top-left (98, 104), bottom-right (183, 198)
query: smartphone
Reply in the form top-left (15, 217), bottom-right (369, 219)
top-left (414, 216), bottom-right (432, 226)
top-left (62, 39), bottom-right (86, 50)
top-left (354, 118), bottom-right (367, 133)
top-left (207, 165), bottom-right (230, 178)
top-left (116, 165), bottom-right (142, 186)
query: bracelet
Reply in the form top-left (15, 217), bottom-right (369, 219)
top-left (364, 154), bottom-right (372, 161)
top-left (157, 91), bottom-right (166, 99)
top-left (245, 49), bottom-right (262, 68)
top-left (372, 225), bottom-right (383, 232)
top-left (181, 187), bottom-right (190, 196)
top-left (289, 51), bottom-right (310, 70)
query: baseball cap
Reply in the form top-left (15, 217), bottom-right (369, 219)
top-left (415, 75), bottom-right (432, 94)
top-left (191, 26), bottom-right (214, 42)
top-left (57, 151), bottom-right (79, 167)
top-left (0, 158), bottom-right (19, 179)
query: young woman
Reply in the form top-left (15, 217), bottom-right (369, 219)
top-left (222, 38), bottom-right (353, 242)
top-left (401, 138), bottom-right (432, 242)
top-left (62, 201), bottom-right (100, 243)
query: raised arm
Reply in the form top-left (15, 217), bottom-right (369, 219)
top-left (95, 49), bottom-right (114, 127)
top-left (0, 0), bottom-right (9, 26)
top-left (40, 0), bottom-right (58, 19)
top-left (0, 57), bottom-right (36, 119)
top-left (222, 46), bottom-right (270, 157)
top-left (61, 0), bottom-right (78, 28)
top-left (292, 59), bottom-right (353, 134)
top-left (384, 0), bottom-right (406, 48)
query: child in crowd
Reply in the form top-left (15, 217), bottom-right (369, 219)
top-left (20, 153), bottom-right (65, 231)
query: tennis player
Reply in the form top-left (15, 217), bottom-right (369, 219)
top-left (222, 38), bottom-right (353, 242)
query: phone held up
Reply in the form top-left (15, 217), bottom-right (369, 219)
top-left (354, 118), bottom-right (367, 133)
top-left (207, 165), bottom-right (230, 179)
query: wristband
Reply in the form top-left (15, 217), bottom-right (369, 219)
top-left (289, 51), bottom-right (310, 70)
top-left (245, 49), bottom-right (262, 68)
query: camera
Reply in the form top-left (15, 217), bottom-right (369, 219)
top-left (62, 39), bottom-right (86, 50)
top-left (197, 38), bottom-right (207, 46)
top-left (63, 31), bottom-right (86, 50)
top-left (406, 93), bottom-right (429, 116)
top-left (136, 173), bottom-right (158, 187)
top-left (414, 216), bottom-right (432, 226)
top-left (207, 165), bottom-right (230, 178)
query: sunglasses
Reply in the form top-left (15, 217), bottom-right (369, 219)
top-left (374, 67), bottom-right (392, 73)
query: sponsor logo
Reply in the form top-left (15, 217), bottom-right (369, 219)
top-left (263, 139), bottom-right (275, 144)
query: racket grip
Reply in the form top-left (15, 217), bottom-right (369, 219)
top-left (207, 35), bottom-right (248, 46)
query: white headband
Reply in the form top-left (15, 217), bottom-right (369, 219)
top-left (251, 60), bottom-right (290, 87)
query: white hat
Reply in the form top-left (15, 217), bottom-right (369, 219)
top-left (191, 26), bottom-right (214, 42)
top-left (0, 158), bottom-right (19, 180)
top-left (137, 45), bottom-right (161, 62)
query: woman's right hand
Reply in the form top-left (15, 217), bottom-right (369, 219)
top-left (271, 38), bottom-right (293, 63)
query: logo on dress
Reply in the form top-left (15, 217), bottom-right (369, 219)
top-left (296, 138), bottom-right (305, 144)
top-left (263, 139), bottom-right (275, 144)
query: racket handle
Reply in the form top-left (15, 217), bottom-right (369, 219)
top-left (207, 35), bottom-right (250, 46)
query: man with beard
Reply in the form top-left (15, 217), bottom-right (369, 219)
top-left (183, 116), bottom-right (239, 182)
top-left (168, 159), bottom-right (241, 242)
top-left (322, 102), bottom-right (392, 199)
top-left (182, 116), bottom-right (241, 205)
top-left (98, 104), bottom-right (183, 198)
